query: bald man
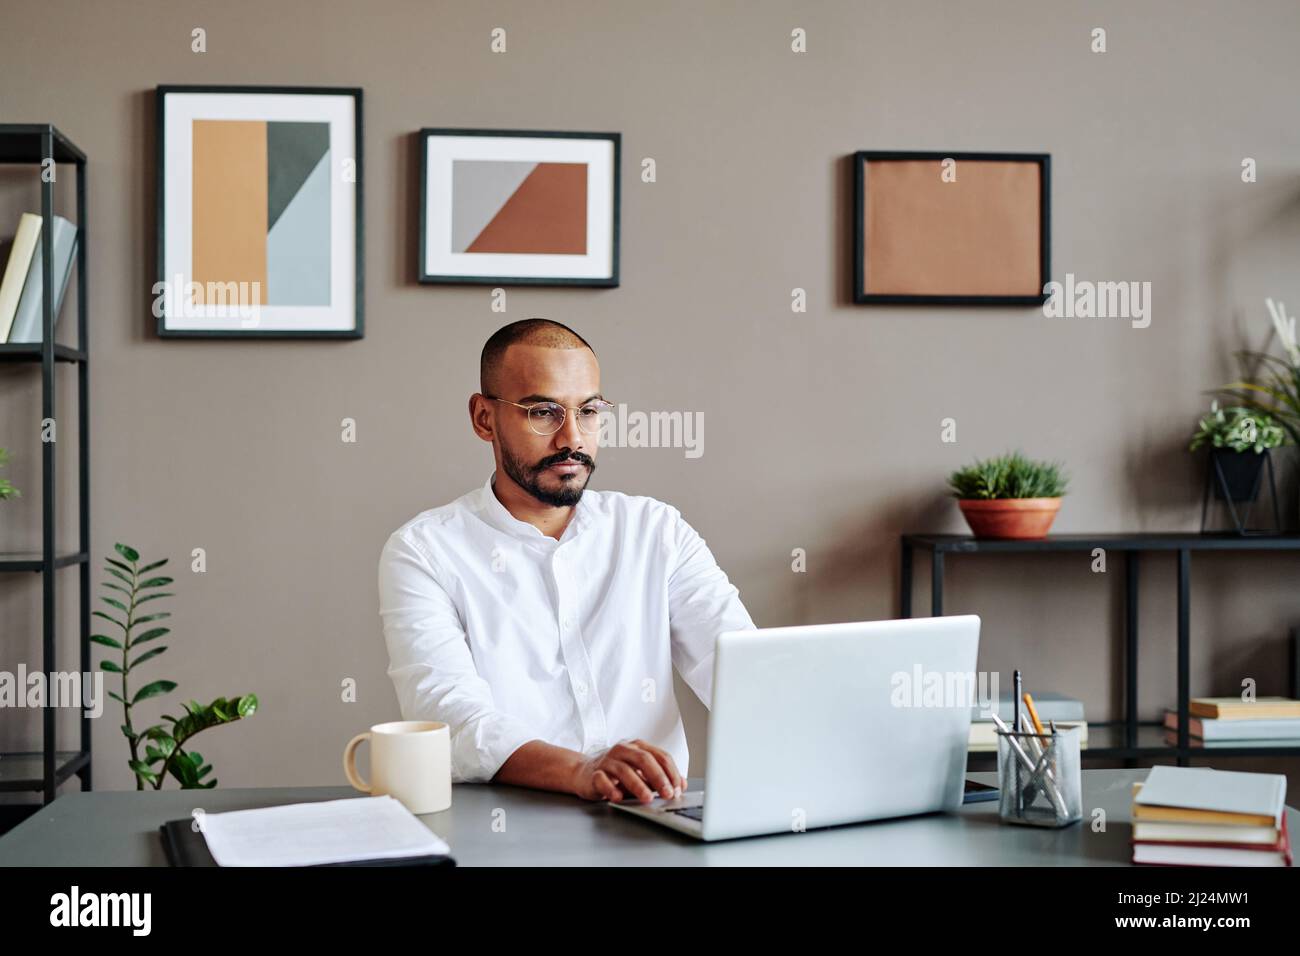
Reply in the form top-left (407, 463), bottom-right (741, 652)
top-left (378, 318), bottom-right (755, 804)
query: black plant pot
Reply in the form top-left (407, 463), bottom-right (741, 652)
top-left (1210, 449), bottom-right (1265, 503)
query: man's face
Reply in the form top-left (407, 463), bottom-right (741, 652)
top-left (487, 344), bottom-right (602, 507)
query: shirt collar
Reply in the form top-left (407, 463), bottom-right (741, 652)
top-left (477, 470), bottom-right (594, 543)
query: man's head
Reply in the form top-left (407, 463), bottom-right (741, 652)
top-left (471, 318), bottom-right (603, 507)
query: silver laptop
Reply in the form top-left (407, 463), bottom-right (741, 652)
top-left (611, 615), bottom-right (980, 841)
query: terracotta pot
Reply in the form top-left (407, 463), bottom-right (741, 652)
top-left (957, 497), bottom-right (1062, 539)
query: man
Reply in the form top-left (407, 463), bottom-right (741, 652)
top-left (377, 318), bottom-right (755, 804)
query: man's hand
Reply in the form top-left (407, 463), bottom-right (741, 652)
top-left (570, 739), bottom-right (686, 804)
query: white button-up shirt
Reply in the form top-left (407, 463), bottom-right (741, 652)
top-left (377, 471), bottom-right (756, 784)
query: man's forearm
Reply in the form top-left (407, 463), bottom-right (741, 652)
top-left (492, 739), bottom-right (586, 795)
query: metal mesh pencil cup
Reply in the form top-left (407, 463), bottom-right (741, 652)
top-left (995, 725), bottom-right (1082, 827)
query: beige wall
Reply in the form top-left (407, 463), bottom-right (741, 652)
top-left (2, 0), bottom-right (1300, 800)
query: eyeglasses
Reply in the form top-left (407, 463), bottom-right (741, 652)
top-left (484, 395), bottom-right (614, 436)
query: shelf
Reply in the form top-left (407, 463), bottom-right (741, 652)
top-left (904, 532), bottom-right (1300, 553)
top-left (0, 750), bottom-right (90, 792)
top-left (0, 124), bottom-right (86, 165)
top-left (0, 343), bottom-right (86, 363)
top-left (0, 551), bottom-right (89, 572)
top-left (966, 722), bottom-right (1300, 762)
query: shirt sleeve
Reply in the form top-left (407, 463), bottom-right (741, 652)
top-left (665, 506), bottom-right (756, 709)
top-left (377, 530), bottom-right (540, 783)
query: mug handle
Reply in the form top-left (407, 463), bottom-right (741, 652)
top-left (343, 732), bottom-right (372, 793)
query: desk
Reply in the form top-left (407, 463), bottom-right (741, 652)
top-left (1, 770), bottom-right (1294, 866)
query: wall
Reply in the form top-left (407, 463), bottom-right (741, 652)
top-left (2, 0), bottom-right (1299, 800)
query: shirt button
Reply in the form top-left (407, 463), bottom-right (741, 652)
top-left (574, 680), bottom-right (587, 696)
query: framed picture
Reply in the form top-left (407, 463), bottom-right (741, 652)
top-left (419, 128), bottom-right (619, 287)
top-left (852, 151), bottom-right (1049, 306)
top-left (156, 85), bottom-right (363, 338)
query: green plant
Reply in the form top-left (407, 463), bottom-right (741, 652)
top-left (0, 447), bottom-right (19, 501)
top-left (947, 451), bottom-right (1068, 500)
top-left (1189, 401), bottom-right (1286, 453)
top-left (93, 542), bottom-right (258, 789)
top-left (1216, 297), bottom-right (1300, 446)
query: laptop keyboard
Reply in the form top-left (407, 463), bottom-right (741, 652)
top-left (666, 805), bottom-right (704, 821)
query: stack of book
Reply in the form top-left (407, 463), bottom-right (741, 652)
top-left (1132, 765), bottom-right (1291, 867)
top-left (0, 212), bottom-right (79, 344)
top-left (1164, 696), bottom-right (1300, 747)
top-left (969, 691), bottom-right (1087, 752)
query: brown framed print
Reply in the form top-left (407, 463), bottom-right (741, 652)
top-left (852, 151), bottom-right (1049, 306)
top-left (419, 128), bottom-right (620, 287)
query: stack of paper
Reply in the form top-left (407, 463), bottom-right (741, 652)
top-left (197, 795), bottom-right (451, 867)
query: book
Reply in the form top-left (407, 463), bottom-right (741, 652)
top-left (1164, 710), bottom-right (1300, 741)
top-left (1189, 696), bottom-right (1300, 721)
top-left (1132, 821), bottom-right (1280, 845)
top-left (970, 691), bottom-right (1084, 723)
top-left (1131, 782), bottom-right (1276, 828)
top-left (0, 213), bottom-right (42, 340)
top-left (969, 719), bottom-right (1087, 752)
top-left (7, 214), bottom-right (78, 343)
top-left (1133, 765), bottom-right (1286, 824)
top-left (1132, 820), bottom-right (1291, 867)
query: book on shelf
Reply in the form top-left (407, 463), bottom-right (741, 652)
top-left (1189, 696), bottom-right (1300, 721)
top-left (7, 214), bottom-right (78, 343)
top-left (1163, 710), bottom-right (1300, 742)
top-left (1130, 767), bottom-right (1291, 867)
top-left (970, 691), bottom-right (1084, 724)
top-left (969, 719), bottom-right (1087, 752)
top-left (0, 213), bottom-right (42, 340)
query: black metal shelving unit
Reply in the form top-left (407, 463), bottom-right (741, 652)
top-left (900, 532), bottom-right (1300, 769)
top-left (0, 125), bottom-right (90, 816)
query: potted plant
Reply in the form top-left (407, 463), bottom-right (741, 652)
top-left (1189, 401), bottom-right (1286, 502)
top-left (948, 451), bottom-right (1068, 539)
top-left (0, 448), bottom-right (19, 505)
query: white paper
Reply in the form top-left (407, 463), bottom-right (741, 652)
top-left (197, 795), bottom-right (450, 867)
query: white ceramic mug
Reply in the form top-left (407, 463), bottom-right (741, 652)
top-left (343, 720), bottom-right (452, 814)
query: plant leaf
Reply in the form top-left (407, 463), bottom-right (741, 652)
top-left (104, 567), bottom-right (133, 587)
top-left (132, 679), bottom-right (178, 704)
top-left (108, 690), bottom-right (126, 704)
top-left (90, 634), bottom-right (122, 649)
top-left (138, 576), bottom-right (173, 589)
top-left (130, 647), bottom-right (167, 668)
top-left (133, 612), bottom-right (171, 624)
top-left (100, 596), bottom-right (129, 613)
top-left (115, 543), bottom-right (140, 563)
top-left (134, 592), bottom-right (173, 606)
top-left (105, 557), bottom-right (134, 574)
top-left (132, 627), bottom-right (169, 646)
top-left (99, 660), bottom-right (124, 674)
top-left (138, 557), bottom-right (169, 573)
top-left (92, 610), bottom-right (126, 630)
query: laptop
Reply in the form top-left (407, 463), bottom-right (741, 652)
top-left (610, 615), bottom-right (981, 841)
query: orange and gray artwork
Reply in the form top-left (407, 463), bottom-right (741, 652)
top-left (191, 119), bottom-right (332, 305)
top-left (451, 160), bottom-right (587, 255)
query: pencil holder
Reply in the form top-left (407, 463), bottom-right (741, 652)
top-left (995, 725), bottom-right (1082, 828)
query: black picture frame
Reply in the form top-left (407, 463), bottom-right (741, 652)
top-left (417, 128), bottom-right (620, 287)
top-left (852, 150), bottom-right (1050, 306)
top-left (155, 84), bottom-right (364, 339)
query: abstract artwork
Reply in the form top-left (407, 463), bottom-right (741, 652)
top-left (419, 129), bottom-right (619, 286)
top-left (853, 151), bottom-right (1049, 306)
top-left (156, 86), bottom-right (363, 337)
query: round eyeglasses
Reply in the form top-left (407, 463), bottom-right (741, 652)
top-left (484, 395), bottom-right (614, 436)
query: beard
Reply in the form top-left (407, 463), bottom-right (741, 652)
top-left (500, 444), bottom-right (596, 507)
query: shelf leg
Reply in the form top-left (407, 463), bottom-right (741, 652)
top-left (1177, 549), bottom-right (1191, 767)
top-left (1125, 552), bottom-right (1139, 758)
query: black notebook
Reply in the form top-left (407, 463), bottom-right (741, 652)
top-left (159, 818), bottom-right (456, 868)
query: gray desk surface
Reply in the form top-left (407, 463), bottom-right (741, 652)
top-left (1, 770), bottom-right (1294, 866)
